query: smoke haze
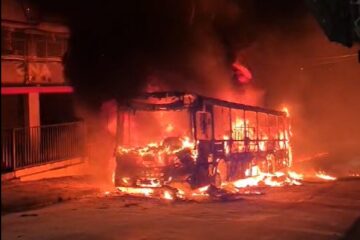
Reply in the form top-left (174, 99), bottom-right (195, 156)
top-left (33, 0), bottom-right (360, 172)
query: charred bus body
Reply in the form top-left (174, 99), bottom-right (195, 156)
top-left (114, 92), bottom-right (291, 188)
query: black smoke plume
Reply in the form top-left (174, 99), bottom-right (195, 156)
top-left (33, 0), bottom-right (308, 108)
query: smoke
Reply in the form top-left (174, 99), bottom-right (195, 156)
top-left (33, 0), bottom-right (359, 173)
top-left (72, 100), bottom-right (117, 185)
top-left (33, 0), bottom-right (280, 108)
top-left (241, 14), bottom-right (360, 172)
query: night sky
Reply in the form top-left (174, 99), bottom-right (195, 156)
top-left (33, 0), bottom-right (308, 106)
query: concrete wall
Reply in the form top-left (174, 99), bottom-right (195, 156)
top-left (1, 158), bottom-right (89, 182)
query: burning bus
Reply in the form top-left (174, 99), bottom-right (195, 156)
top-left (114, 92), bottom-right (292, 189)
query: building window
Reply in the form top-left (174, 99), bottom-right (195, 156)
top-left (47, 35), bottom-right (67, 57)
top-left (1, 27), bottom-right (68, 58)
top-left (34, 34), bottom-right (67, 58)
top-left (1, 28), bottom-right (26, 56)
top-left (34, 34), bottom-right (47, 57)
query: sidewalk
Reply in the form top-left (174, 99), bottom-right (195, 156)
top-left (1, 175), bottom-right (106, 214)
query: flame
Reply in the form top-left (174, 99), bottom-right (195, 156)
top-left (112, 164), bottom-right (339, 201)
top-left (117, 187), bottom-right (154, 197)
top-left (223, 135), bottom-right (230, 155)
top-left (191, 185), bottom-right (210, 197)
top-left (163, 191), bottom-right (174, 200)
top-left (288, 171), bottom-right (304, 180)
top-left (117, 136), bottom-right (196, 158)
top-left (113, 106), bottom-right (299, 201)
top-left (232, 166), bottom-right (303, 188)
top-left (165, 123), bottom-right (174, 133)
top-left (112, 165), bottom-right (337, 201)
top-left (287, 144), bottom-right (293, 168)
top-left (316, 171), bottom-right (337, 181)
top-left (122, 177), bottom-right (131, 185)
top-left (263, 177), bottom-right (283, 187)
top-left (233, 176), bottom-right (262, 188)
top-left (181, 136), bottom-right (195, 149)
top-left (349, 173), bottom-right (360, 177)
top-left (259, 135), bottom-right (268, 151)
top-left (282, 107), bottom-right (290, 117)
top-left (198, 185), bottom-right (210, 192)
top-left (245, 165), bottom-right (261, 177)
top-left (137, 178), bottom-right (162, 188)
top-left (176, 189), bottom-right (186, 199)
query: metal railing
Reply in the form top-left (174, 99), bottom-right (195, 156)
top-left (1, 121), bottom-right (86, 173)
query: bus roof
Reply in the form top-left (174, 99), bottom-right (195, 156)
top-left (123, 91), bottom-right (287, 117)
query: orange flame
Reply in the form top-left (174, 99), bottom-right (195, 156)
top-left (282, 107), bottom-right (290, 117)
top-left (191, 185), bottom-right (210, 197)
top-left (117, 187), bottom-right (154, 197)
top-left (113, 106), bottom-right (301, 201)
top-left (288, 171), bottom-right (303, 180)
top-left (163, 191), bottom-right (174, 200)
top-left (165, 123), bottom-right (174, 133)
top-left (316, 171), bottom-right (336, 181)
top-left (232, 166), bottom-right (303, 188)
top-left (233, 176), bottom-right (262, 188)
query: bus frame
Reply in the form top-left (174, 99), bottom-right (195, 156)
top-left (114, 92), bottom-right (291, 187)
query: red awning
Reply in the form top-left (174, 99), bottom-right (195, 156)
top-left (1, 86), bottom-right (74, 95)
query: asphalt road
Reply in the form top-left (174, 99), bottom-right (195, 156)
top-left (2, 179), bottom-right (360, 240)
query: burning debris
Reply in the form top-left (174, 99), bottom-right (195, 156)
top-left (315, 171), bottom-right (337, 181)
top-left (105, 168), bottom-right (341, 202)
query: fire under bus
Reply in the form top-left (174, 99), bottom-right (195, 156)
top-left (114, 92), bottom-right (292, 189)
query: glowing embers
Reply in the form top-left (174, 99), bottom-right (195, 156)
top-left (180, 136), bottom-right (196, 150)
top-left (163, 190), bottom-right (174, 200)
top-left (233, 167), bottom-right (303, 188)
top-left (287, 171), bottom-right (304, 181)
top-left (116, 186), bottom-right (178, 200)
top-left (232, 176), bottom-right (262, 188)
top-left (136, 178), bottom-right (162, 188)
top-left (315, 171), bottom-right (337, 181)
top-left (191, 185), bottom-right (210, 197)
top-left (349, 172), bottom-right (360, 177)
top-left (117, 187), bottom-right (154, 197)
top-left (110, 167), bottom-right (340, 202)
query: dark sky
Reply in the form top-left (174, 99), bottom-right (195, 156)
top-left (33, 0), bottom-right (308, 106)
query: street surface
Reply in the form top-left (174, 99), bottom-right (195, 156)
top-left (2, 178), bottom-right (360, 240)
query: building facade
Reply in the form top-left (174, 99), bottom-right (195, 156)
top-left (1, 0), bottom-right (78, 129)
top-left (1, 0), bottom-right (84, 173)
